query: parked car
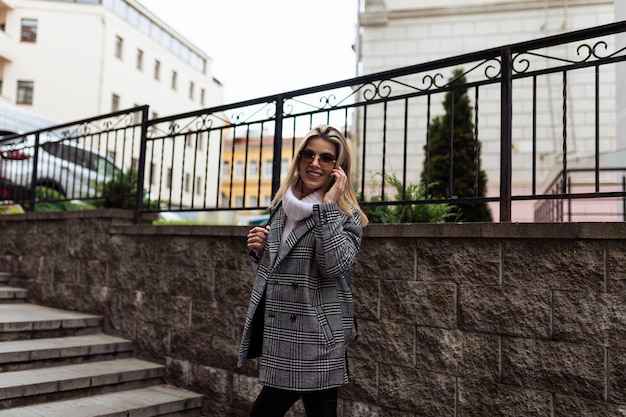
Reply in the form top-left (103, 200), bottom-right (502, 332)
top-left (0, 177), bottom-right (32, 202)
top-left (0, 133), bottom-right (121, 199)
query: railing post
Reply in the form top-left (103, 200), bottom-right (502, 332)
top-left (500, 47), bottom-right (513, 222)
top-left (25, 131), bottom-right (41, 212)
top-left (271, 96), bottom-right (284, 199)
top-left (134, 105), bottom-right (150, 224)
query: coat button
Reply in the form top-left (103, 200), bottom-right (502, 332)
top-left (290, 314), bottom-right (297, 322)
top-left (291, 282), bottom-right (298, 289)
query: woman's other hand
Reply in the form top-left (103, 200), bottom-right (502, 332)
top-left (247, 225), bottom-right (270, 256)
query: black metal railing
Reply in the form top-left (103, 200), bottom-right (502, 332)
top-left (1, 21), bottom-right (626, 223)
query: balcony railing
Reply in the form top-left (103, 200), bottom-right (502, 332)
top-left (1, 21), bottom-right (626, 223)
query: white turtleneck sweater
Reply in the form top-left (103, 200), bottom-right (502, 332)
top-left (280, 186), bottom-right (324, 248)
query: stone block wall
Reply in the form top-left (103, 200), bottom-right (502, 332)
top-left (0, 210), bottom-right (625, 416)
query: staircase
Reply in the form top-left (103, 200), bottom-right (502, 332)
top-left (0, 272), bottom-right (205, 416)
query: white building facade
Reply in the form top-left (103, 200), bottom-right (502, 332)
top-left (0, 0), bottom-right (224, 210)
top-left (0, 0), bottom-right (223, 121)
top-left (356, 0), bottom-right (619, 221)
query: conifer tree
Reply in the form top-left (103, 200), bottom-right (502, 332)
top-left (421, 68), bottom-right (493, 222)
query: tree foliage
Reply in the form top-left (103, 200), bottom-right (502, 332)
top-left (421, 68), bottom-right (493, 222)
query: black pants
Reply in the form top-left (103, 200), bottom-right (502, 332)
top-left (250, 386), bottom-right (338, 417)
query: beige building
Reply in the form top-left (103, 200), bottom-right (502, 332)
top-left (356, 0), bottom-right (619, 221)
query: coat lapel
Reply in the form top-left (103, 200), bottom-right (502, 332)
top-left (272, 215), bottom-right (316, 269)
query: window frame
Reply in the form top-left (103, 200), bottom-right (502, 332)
top-left (20, 18), bottom-right (37, 43)
top-left (171, 70), bottom-right (177, 90)
top-left (16, 80), bottom-right (34, 105)
top-left (136, 48), bottom-right (144, 70)
top-left (114, 35), bottom-right (124, 59)
top-left (154, 59), bottom-right (161, 80)
top-left (111, 93), bottom-right (120, 112)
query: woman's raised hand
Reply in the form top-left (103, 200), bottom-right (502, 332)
top-left (323, 166), bottom-right (347, 203)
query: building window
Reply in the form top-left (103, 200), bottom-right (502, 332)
top-left (154, 60), bottom-right (161, 80)
top-left (184, 173), bottom-right (191, 192)
top-left (111, 94), bottom-right (120, 111)
top-left (185, 133), bottom-right (193, 148)
top-left (197, 133), bottom-right (204, 151)
top-left (114, 35), bottom-right (123, 58)
top-left (235, 196), bottom-right (243, 207)
top-left (195, 176), bottom-right (202, 195)
top-left (234, 161), bottom-right (243, 178)
top-left (136, 48), bottom-right (143, 70)
top-left (221, 161), bottom-right (230, 177)
top-left (264, 196), bottom-right (271, 206)
top-left (249, 196), bottom-right (258, 207)
top-left (189, 81), bottom-right (194, 100)
top-left (200, 88), bottom-right (205, 106)
top-left (249, 160), bottom-right (258, 178)
top-left (166, 167), bottom-right (172, 188)
top-left (171, 71), bottom-right (177, 90)
top-left (16, 81), bottom-right (33, 104)
top-left (264, 160), bottom-right (272, 178)
top-left (280, 158), bottom-right (288, 178)
top-left (21, 19), bottom-right (37, 42)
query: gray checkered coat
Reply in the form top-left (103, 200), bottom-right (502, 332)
top-left (238, 201), bottom-right (362, 391)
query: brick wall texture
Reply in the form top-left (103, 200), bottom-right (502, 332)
top-left (1, 209), bottom-right (625, 416)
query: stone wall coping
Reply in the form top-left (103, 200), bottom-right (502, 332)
top-left (2, 209), bottom-right (625, 239)
top-left (0, 209), bottom-right (136, 221)
top-left (116, 221), bottom-right (626, 240)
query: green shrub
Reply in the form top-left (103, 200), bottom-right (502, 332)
top-left (93, 167), bottom-right (159, 210)
top-left (360, 174), bottom-right (459, 223)
top-left (34, 187), bottom-right (95, 212)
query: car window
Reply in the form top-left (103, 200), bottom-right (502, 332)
top-left (93, 153), bottom-right (120, 177)
top-left (52, 143), bottom-right (95, 171)
top-left (39, 141), bottom-right (119, 177)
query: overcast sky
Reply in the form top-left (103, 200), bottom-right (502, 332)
top-left (138, 0), bottom-right (360, 104)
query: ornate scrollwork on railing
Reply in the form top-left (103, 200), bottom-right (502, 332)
top-left (420, 73), bottom-right (446, 90)
top-left (226, 101), bottom-right (277, 125)
top-left (577, 41), bottom-right (609, 61)
top-left (512, 53), bottom-right (532, 74)
top-left (512, 39), bottom-right (620, 74)
top-left (478, 57), bottom-right (503, 80)
top-left (359, 80), bottom-right (394, 101)
top-left (194, 115), bottom-right (214, 131)
top-left (168, 122), bottom-right (179, 135)
top-left (318, 94), bottom-right (338, 109)
top-left (285, 93), bottom-right (347, 115)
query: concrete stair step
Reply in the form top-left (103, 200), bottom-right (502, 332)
top-left (0, 304), bottom-right (101, 341)
top-left (0, 358), bottom-right (165, 410)
top-left (0, 278), bottom-right (206, 415)
top-left (0, 286), bottom-right (28, 303)
top-left (0, 384), bottom-right (203, 417)
top-left (0, 334), bottom-right (134, 372)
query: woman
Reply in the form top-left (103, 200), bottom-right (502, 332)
top-left (238, 125), bottom-right (368, 417)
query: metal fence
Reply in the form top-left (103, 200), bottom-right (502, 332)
top-left (1, 21), bottom-right (626, 223)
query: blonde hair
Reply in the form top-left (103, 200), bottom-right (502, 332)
top-left (270, 125), bottom-right (368, 226)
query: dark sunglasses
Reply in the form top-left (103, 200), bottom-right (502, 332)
top-left (299, 149), bottom-right (336, 169)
